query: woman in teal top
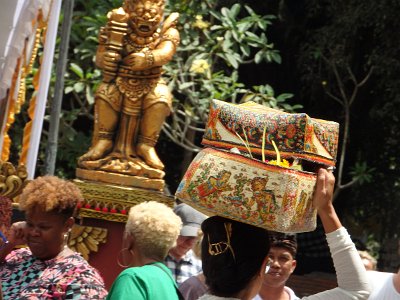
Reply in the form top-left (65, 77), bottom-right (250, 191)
top-left (107, 201), bottom-right (183, 300)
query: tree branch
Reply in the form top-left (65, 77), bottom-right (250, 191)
top-left (242, 58), bottom-right (255, 64)
top-left (325, 90), bottom-right (345, 106)
top-left (348, 85), bottom-right (358, 107)
top-left (333, 177), bottom-right (358, 201)
top-left (346, 65), bottom-right (357, 86)
top-left (338, 178), bottom-right (358, 190)
top-left (332, 62), bottom-right (349, 104)
top-left (357, 66), bottom-right (374, 88)
top-left (174, 112), bottom-right (206, 132)
top-left (162, 125), bottom-right (201, 152)
top-left (336, 107), bottom-right (350, 187)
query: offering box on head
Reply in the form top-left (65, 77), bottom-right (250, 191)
top-left (176, 100), bottom-right (339, 233)
top-left (202, 100), bottom-right (339, 167)
top-left (175, 148), bottom-right (317, 233)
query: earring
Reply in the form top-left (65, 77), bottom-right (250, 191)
top-left (117, 247), bottom-right (134, 268)
top-left (64, 229), bottom-right (72, 249)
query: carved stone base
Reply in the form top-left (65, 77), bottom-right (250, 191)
top-left (68, 224), bottom-right (107, 261)
top-left (76, 168), bottom-right (164, 191)
top-left (73, 178), bottom-right (174, 223)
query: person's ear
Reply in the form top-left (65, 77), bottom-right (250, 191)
top-left (64, 217), bottom-right (75, 232)
top-left (124, 231), bottom-right (135, 251)
top-left (259, 255), bottom-right (270, 277)
top-left (290, 259), bottom-right (297, 274)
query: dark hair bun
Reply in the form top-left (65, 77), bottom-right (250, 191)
top-left (201, 216), bottom-right (270, 297)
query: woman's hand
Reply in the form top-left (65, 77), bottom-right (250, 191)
top-left (0, 222), bottom-right (27, 263)
top-left (313, 168), bottom-right (335, 212)
top-left (8, 221), bottom-right (27, 246)
top-left (313, 168), bottom-right (341, 233)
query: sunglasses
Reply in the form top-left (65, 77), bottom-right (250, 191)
top-left (0, 230), bottom-right (9, 250)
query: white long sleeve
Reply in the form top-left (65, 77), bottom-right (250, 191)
top-left (301, 227), bottom-right (370, 300)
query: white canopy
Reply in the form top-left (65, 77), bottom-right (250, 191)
top-left (0, 0), bottom-right (51, 99)
top-left (0, 0), bottom-right (61, 179)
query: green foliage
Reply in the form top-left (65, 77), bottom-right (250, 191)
top-left (163, 0), bottom-right (298, 150)
top-left (40, 0), bottom-right (113, 177)
top-left (10, 0), bottom-right (299, 179)
top-left (282, 0), bottom-right (400, 243)
top-left (242, 85), bottom-right (299, 112)
top-left (349, 161), bottom-right (375, 185)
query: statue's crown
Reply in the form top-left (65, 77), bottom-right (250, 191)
top-left (123, 0), bottom-right (165, 11)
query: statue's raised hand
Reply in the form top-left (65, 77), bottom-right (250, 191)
top-left (103, 51), bottom-right (121, 71)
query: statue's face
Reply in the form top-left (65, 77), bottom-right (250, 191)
top-left (128, 0), bottom-right (163, 37)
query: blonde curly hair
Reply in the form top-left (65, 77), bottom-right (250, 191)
top-left (126, 201), bottom-right (182, 260)
top-left (358, 250), bottom-right (377, 270)
top-left (18, 176), bottom-right (83, 218)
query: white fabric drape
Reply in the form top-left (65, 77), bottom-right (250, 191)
top-left (0, 0), bottom-right (61, 180)
top-left (0, 0), bottom-right (51, 100)
top-left (26, 0), bottom-right (62, 179)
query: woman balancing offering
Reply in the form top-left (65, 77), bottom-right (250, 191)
top-left (198, 169), bottom-right (371, 300)
top-left (0, 176), bottom-right (107, 299)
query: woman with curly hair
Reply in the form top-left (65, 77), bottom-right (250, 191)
top-left (0, 176), bottom-right (107, 299)
top-left (106, 201), bottom-right (183, 300)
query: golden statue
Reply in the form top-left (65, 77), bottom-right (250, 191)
top-left (77, 0), bottom-right (179, 184)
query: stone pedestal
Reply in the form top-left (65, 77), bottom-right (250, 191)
top-left (76, 168), bottom-right (165, 191)
top-left (72, 178), bottom-right (174, 288)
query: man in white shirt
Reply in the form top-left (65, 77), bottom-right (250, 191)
top-left (254, 233), bottom-right (299, 300)
top-left (367, 268), bottom-right (400, 299)
top-left (164, 203), bottom-right (206, 285)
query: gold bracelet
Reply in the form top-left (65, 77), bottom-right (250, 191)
top-left (144, 50), bottom-right (155, 67)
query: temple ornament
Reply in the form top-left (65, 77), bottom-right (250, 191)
top-left (77, 0), bottom-right (180, 191)
top-left (0, 161), bottom-right (28, 199)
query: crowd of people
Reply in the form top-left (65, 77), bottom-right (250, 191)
top-left (1, 168), bottom-right (398, 299)
top-left (1, 0), bottom-right (398, 298)
top-left (1, 77), bottom-right (395, 300)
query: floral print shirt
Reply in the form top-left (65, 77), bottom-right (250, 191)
top-left (0, 248), bottom-right (107, 299)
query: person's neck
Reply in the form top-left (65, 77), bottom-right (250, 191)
top-left (233, 275), bottom-right (263, 300)
top-left (36, 246), bottom-right (72, 261)
top-left (231, 289), bottom-right (253, 300)
top-left (130, 249), bottom-right (159, 267)
top-left (60, 246), bottom-right (73, 256)
top-left (134, 255), bottom-right (159, 267)
top-left (393, 271), bottom-right (400, 293)
top-left (259, 284), bottom-right (288, 300)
